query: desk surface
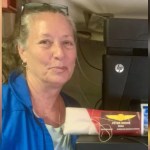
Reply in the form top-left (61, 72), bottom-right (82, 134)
top-left (76, 135), bottom-right (148, 150)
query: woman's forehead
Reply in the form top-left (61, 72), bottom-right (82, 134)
top-left (29, 12), bottom-right (67, 23)
top-left (28, 12), bottom-right (74, 34)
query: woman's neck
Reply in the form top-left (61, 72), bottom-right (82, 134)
top-left (26, 74), bottom-right (65, 127)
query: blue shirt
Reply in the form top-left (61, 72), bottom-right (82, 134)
top-left (1, 71), bottom-right (80, 150)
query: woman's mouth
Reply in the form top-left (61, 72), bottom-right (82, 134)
top-left (49, 66), bottom-right (67, 73)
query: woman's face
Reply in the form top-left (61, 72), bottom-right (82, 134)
top-left (19, 12), bottom-right (77, 87)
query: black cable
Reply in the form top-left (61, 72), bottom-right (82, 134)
top-left (78, 38), bottom-right (103, 71)
top-left (94, 98), bottom-right (102, 109)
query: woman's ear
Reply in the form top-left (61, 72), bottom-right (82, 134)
top-left (18, 44), bottom-right (27, 62)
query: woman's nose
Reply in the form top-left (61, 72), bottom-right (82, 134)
top-left (52, 42), bottom-right (64, 60)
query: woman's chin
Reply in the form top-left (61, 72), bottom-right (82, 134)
top-left (46, 77), bottom-right (69, 86)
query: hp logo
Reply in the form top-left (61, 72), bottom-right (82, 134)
top-left (115, 64), bottom-right (124, 73)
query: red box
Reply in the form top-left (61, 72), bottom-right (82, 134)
top-left (87, 109), bottom-right (141, 136)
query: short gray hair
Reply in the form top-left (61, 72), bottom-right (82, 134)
top-left (16, 4), bottom-right (77, 48)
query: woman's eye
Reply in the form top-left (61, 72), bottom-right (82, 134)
top-left (62, 40), bottom-right (74, 48)
top-left (38, 40), bottom-right (52, 48)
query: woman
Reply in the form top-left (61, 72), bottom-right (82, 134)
top-left (2, 3), bottom-right (80, 150)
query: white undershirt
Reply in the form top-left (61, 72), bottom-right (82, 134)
top-left (45, 124), bottom-right (73, 150)
top-left (33, 110), bottom-right (73, 150)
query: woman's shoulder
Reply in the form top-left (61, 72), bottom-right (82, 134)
top-left (2, 82), bottom-right (26, 111)
top-left (61, 92), bottom-right (81, 107)
top-left (2, 83), bottom-right (10, 96)
top-left (2, 83), bottom-right (13, 110)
